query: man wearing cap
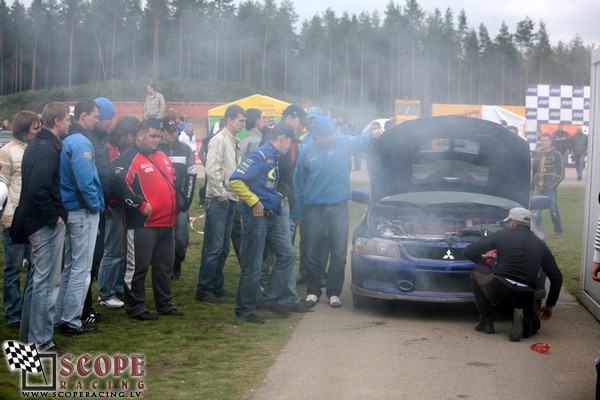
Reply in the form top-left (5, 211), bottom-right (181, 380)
top-left (195, 105), bottom-right (244, 303)
top-left (464, 207), bottom-right (563, 342)
top-left (158, 117), bottom-right (196, 280)
top-left (55, 98), bottom-right (104, 336)
top-left (292, 115), bottom-right (381, 308)
top-left (230, 123), bottom-right (315, 324)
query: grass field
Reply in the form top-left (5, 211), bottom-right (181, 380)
top-left (0, 183), bottom-right (587, 399)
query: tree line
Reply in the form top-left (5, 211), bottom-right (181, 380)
top-left (0, 0), bottom-right (592, 115)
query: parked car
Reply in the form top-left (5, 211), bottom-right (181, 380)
top-left (362, 119), bottom-right (390, 134)
top-left (351, 115), bottom-right (543, 307)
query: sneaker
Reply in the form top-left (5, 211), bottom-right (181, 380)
top-left (244, 313), bottom-right (266, 324)
top-left (474, 321), bottom-right (495, 334)
top-left (60, 323), bottom-right (98, 336)
top-left (195, 291), bottom-right (222, 303)
top-left (290, 300), bottom-right (316, 313)
top-left (132, 311), bottom-right (159, 321)
top-left (83, 311), bottom-right (109, 324)
top-left (97, 297), bottom-right (125, 308)
top-left (509, 308), bottom-right (524, 342)
top-left (159, 309), bottom-right (184, 316)
top-left (306, 294), bottom-right (319, 304)
top-left (329, 295), bottom-right (342, 308)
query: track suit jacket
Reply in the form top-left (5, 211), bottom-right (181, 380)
top-left (111, 144), bottom-right (177, 229)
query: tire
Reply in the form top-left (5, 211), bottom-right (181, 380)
top-left (352, 293), bottom-right (368, 308)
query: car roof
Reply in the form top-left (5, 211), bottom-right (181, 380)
top-left (368, 115), bottom-right (531, 207)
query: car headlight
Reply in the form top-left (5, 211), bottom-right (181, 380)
top-left (354, 237), bottom-right (400, 257)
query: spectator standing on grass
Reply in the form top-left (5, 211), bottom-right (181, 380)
top-left (259, 105), bottom-right (307, 290)
top-left (231, 108), bottom-right (264, 264)
top-left (0, 110), bottom-right (41, 327)
top-left (292, 116), bottom-right (381, 308)
top-left (96, 115), bottom-right (139, 308)
top-left (230, 123), bottom-right (315, 324)
top-left (158, 117), bottom-right (197, 281)
top-left (112, 119), bottom-right (183, 320)
top-left (569, 127), bottom-right (588, 181)
top-left (79, 97), bottom-right (116, 323)
top-left (532, 133), bottom-right (564, 239)
top-left (19, 102), bottom-right (70, 351)
top-left (55, 98), bottom-right (103, 336)
top-left (144, 82), bottom-right (166, 121)
top-left (195, 105), bottom-right (244, 304)
top-left (176, 115), bottom-right (197, 154)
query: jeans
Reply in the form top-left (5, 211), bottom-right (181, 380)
top-left (303, 202), bottom-right (349, 298)
top-left (533, 187), bottom-right (562, 235)
top-left (2, 227), bottom-right (32, 324)
top-left (196, 198), bottom-right (237, 295)
top-left (235, 211), bottom-right (297, 316)
top-left (97, 207), bottom-right (126, 300)
top-left (259, 200), bottom-right (301, 307)
top-left (573, 154), bottom-right (585, 177)
top-left (174, 209), bottom-right (190, 264)
top-left (20, 222), bottom-right (65, 351)
top-left (55, 209), bottom-right (100, 328)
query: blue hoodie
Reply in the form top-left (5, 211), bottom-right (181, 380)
top-left (60, 124), bottom-right (104, 213)
top-left (291, 133), bottom-right (372, 219)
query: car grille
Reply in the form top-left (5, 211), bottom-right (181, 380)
top-left (403, 245), bottom-right (468, 260)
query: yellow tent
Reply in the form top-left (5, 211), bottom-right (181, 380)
top-left (208, 94), bottom-right (290, 139)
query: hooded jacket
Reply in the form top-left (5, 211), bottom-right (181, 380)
top-left (60, 122), bottom-right (104, 213)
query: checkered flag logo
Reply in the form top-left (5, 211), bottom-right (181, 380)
top-left (3, 341), bottom-right (43, 374)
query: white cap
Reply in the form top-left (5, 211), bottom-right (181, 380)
top-left (503, 207), bottom-right (532, 225)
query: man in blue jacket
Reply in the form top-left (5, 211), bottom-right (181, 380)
top-left (55, 98), bottom-right (104, 336)
top-left (230, 123), bottom-right (314, 323)
top-left (292, 116), bottom-right (381, 308)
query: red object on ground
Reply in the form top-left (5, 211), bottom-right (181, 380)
top-left (530, 343), bottom-right (550, 353)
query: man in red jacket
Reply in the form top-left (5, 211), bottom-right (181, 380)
top-left (111, 119), bottom-right (183, 320)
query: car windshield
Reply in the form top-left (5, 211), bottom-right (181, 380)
top-left (371, 192), bottom-right (519, 239)
top-left (412, 136), bottom-right (489, 186)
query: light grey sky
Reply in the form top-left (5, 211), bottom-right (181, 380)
top-left (292, 0), bottom-right (599, 46)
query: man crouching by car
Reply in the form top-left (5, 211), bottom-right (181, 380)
top-left (464, 207), bottom-right (563, 342)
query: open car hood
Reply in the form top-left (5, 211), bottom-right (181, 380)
top-left (368, 115), bottom-right (531, 206)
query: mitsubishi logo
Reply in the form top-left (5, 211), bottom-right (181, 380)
top-left (443, 249), bottom-right (454, 260)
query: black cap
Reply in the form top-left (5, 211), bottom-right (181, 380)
top-left (162, 117), bottom-right (177, 131)
top-left (282, 104), bottom-right (308, 126)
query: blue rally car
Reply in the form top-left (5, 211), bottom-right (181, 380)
top-left (350, 115), bottom-right (535, 307)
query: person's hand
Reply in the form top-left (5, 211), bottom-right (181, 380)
top-left (372, 128), bottom-right (383, 138)
top-left (57, 216), bottom-right (63, 224)
top-left (105, 206), bottom-right (114, 220)
top-left (591, 262), bottom-right (600, 282)
top-left (141, 202), bottom-right (152, 216)
top-left (252, 201), bottom-right (264, 217)
top-left (293, 218), bottom-right (301, 225)
top-left (540, 305), bottom-right (553, 321)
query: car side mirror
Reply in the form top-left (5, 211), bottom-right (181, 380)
top-left (352, 189), bottom-right (370, 204)
top-left (530, 195), bottom-right (551, 210)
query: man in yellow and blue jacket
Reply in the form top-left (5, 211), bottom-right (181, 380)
top-left (230, 123), bottom-right (315, 324)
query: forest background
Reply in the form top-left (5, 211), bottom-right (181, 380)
top-left (0, 0), bottom-right (593, 120)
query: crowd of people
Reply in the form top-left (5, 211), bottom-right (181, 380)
top-left (0, 92), bottom-right (588, 352)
